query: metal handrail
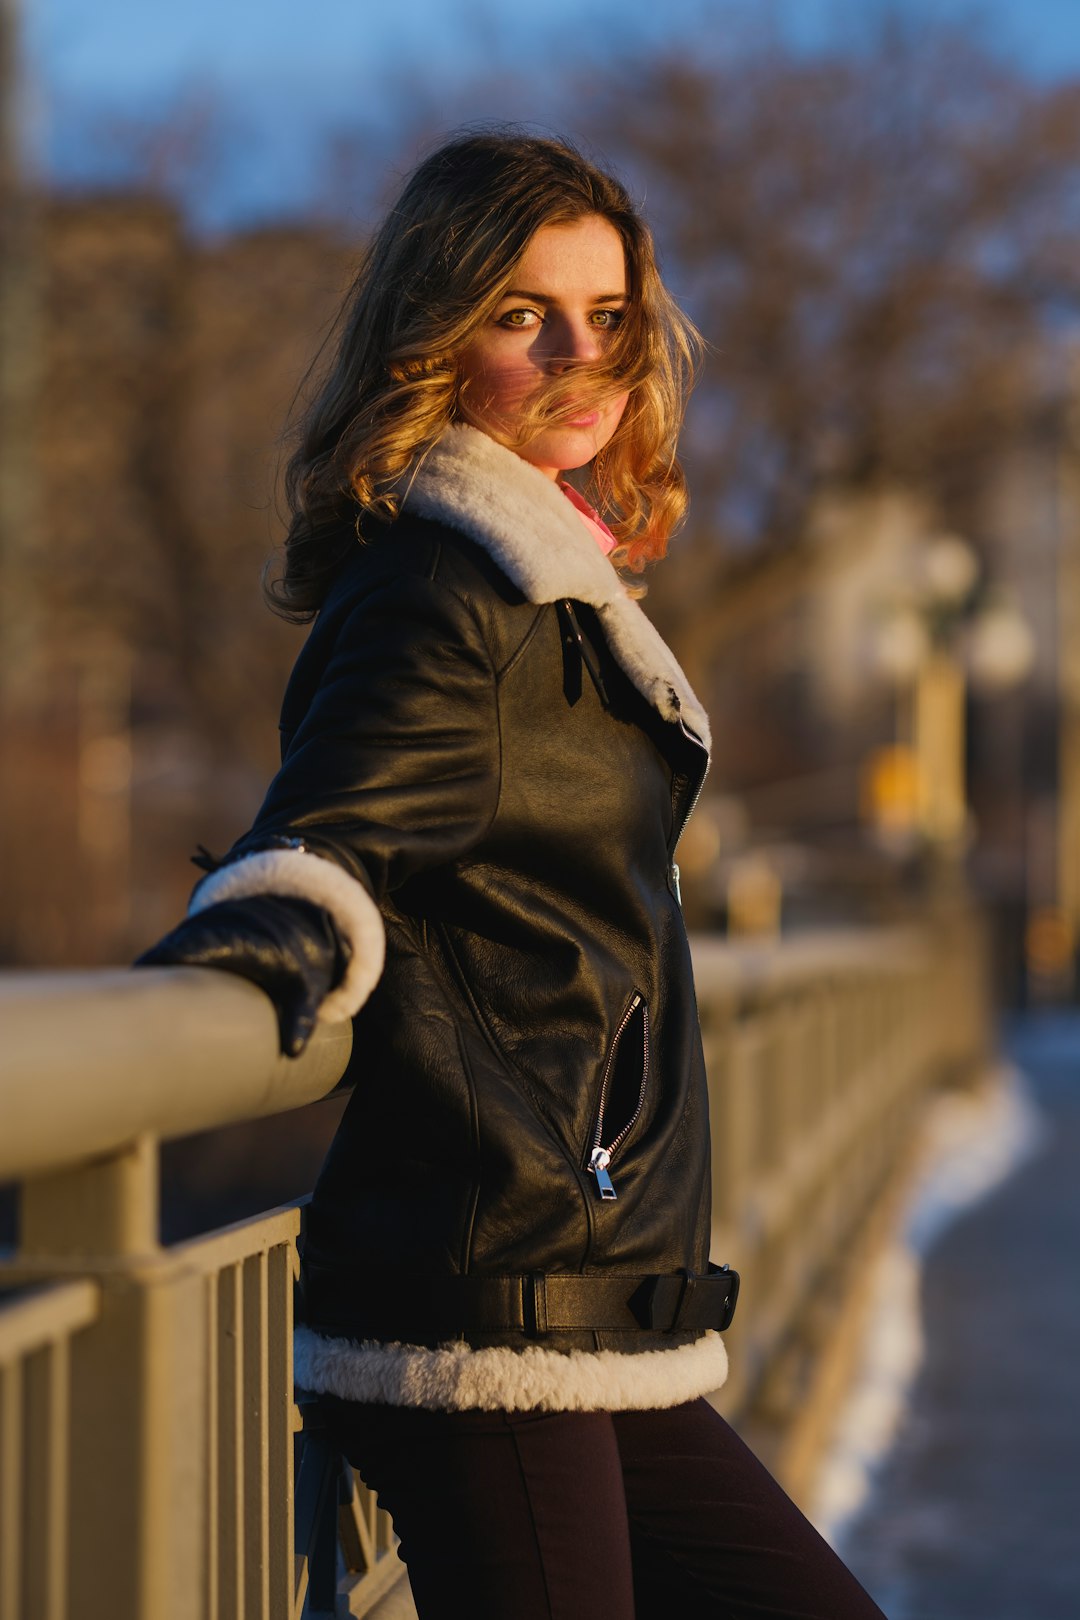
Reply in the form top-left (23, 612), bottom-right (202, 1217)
top-left (0, 966), bottom-right (352, 1181)
top-left (0, 930), bottom-right (931, 1184)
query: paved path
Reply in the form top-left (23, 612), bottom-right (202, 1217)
top-left (839, 1013), bottom-right (1080, 1620)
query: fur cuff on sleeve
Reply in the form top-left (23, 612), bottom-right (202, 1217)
top-left (188, 847), bottom-right (385, 1021)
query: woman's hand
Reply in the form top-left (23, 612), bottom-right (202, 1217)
top-left (134, 894), bottom-right (351, 1057)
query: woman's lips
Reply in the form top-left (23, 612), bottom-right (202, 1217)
top-left (565, 410), bottom-right (600, 427)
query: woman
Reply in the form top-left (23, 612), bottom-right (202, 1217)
top-left (140, 131), bottom-right (886, 1619)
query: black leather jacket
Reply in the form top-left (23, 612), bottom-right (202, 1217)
top-left (201, 427), bottom-right (719, 1359)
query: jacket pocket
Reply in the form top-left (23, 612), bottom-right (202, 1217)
top-left (586, 992), bottom-right (650, 1201)
top-left (431, 920), bottom-right (576, 1156)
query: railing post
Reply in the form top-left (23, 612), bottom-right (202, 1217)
top-left (9, 1133), bottom-right (210, 1620)
top-left (19, 1132), bottom-right (158, 1259)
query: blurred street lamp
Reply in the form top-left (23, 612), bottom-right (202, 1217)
top-left (868, 534), bottom-right (1034, 857)
top-left (872, 608), bottom-right (930, 683)
top-left (913, 649), bottom-right (968, 846)
top-left (920, 533), bottom-right (981, 604)
top-left (966, 598), bottom-right (1038, 691)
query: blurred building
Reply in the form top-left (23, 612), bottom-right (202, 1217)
top-left (0, 190), bottom-right (352, 964)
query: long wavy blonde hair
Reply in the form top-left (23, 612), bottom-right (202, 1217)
top-left (267, 131), bottom-right (701, 619)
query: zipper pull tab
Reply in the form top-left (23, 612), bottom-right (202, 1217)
top-left (589, 1147), bottom-right (617, 1201)
top-left (670, 862), bottom-right (682, 905)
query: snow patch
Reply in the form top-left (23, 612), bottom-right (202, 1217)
top-left (810, 1063), bottom-right (1047, 1547)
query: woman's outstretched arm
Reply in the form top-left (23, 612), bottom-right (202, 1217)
top-left (136, 564), bottom-right (501, 1052)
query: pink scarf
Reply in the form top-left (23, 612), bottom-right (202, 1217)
top-left (559, 482), bottom-right (618, 556)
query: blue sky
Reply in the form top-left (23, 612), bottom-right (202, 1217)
top-left (31, 0), bottom-right (1080, 96)
top-left (22, 0), bottom-right (1080, 229)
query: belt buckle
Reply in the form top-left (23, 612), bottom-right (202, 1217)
top-left (714, 1263), bottom-right (740, 1330)
top-left (641, 1265), bottom-right (740, 1332)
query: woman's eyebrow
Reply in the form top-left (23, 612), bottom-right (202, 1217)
top-left (498, 288), bottom-right (629, 303)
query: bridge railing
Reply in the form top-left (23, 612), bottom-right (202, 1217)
top-left (0, 906), bottom-right (990, 1620)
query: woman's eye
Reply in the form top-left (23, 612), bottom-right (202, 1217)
top-left (498, 308), bottom-right (542, 329)
top-left (590, 308), bottom-right (625, 329)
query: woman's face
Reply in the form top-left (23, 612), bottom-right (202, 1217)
top-left (456, 214), bottom-right (631, 480)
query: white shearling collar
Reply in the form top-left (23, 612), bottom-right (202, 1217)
top-left (402, 425), bottom-right (711, 750)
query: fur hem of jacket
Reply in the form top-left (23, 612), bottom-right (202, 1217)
top-left (188, 846), bottom-right (385, 1020)
top-left (294, 1323), bottom-right (729, 1413)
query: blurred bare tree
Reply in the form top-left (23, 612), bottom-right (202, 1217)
top-left (589, 22), bottom-right (1080, 584)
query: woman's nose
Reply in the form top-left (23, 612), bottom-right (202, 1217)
top-left (545, 316), bottom-right (601, 370)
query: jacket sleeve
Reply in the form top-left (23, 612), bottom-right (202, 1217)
top-left (188, 570), bottom-right (501, 1022)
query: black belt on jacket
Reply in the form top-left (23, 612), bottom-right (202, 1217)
top-left (301, 1262), bottom-right (739, 1338)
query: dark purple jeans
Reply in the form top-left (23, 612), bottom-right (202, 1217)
top-left (319, 1395), bottom-right (888, 1619)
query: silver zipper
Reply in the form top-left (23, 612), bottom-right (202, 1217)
top-left (589, 1147), bottom-right (617, 1200)
top-left (588, 994), bottom-right (650, 1201)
